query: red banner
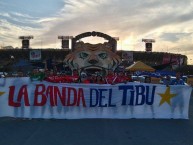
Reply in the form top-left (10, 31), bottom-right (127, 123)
top-left (162, 54), bottom-right (171, 64)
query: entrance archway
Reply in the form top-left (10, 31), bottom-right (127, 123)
top-left (71, 31), bottom-right (117, 52)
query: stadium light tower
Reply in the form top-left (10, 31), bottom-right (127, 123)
top-left (58, 36), bottom-right (73, 49)
top-left (142, 39), bottom-right (155, 52)
top-left (19, 35), bottom-right (34, 49)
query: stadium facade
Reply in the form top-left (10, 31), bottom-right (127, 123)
top-left (0, 48), bottom-right (189, 72)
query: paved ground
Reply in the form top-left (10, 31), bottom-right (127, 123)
top-left (0, 92), bottom-right (193, 145)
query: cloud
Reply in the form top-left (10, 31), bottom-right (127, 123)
top-left (0, 19), bottom-right (42, 47)
top-left (40, 0), bottom-right (193, 45)
top-left (1, 0), bottom-right (193, 63)
top-left (0, 12), bottom-right (11, 18)
top-left (160, 33), bottom-right (193, 42)
top-left (10, 12), bottom-right (35, 18)
top-left (0, 11), bottom-right (43, 29)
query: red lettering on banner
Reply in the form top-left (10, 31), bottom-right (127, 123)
top-left (9, 84), bottom-right (86, 107)
top-left (67, 87), bottom-right (77, 106)
top-left (77, 88), bottom-right (86, 107)
top-left (8, 86), bottom-right (21, 107)
top-left (17, 85), bottom-right (30, 106)
top-left (46, 86), bottom-right (55, 106)
top-left (54, 86), bottom-right (66, 106)
top-left (34, 84), bottom-right (47, 106)
top-left (8, 85), bottom-right (30, 107)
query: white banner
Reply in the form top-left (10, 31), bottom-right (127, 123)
top-left (0, 78), bottom-right (192, 119)
top-left (29, 50), bottom-right (41, 61)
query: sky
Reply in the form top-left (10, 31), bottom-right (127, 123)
top-left (0, 0), bottom-right (193, 64)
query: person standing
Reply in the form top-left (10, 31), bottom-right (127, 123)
top-left (114, 71), bottom-right (128, 84)
top-left (171, 72), bottom-right (185, 85)
top-left (95, 75), bottom-right (105, 84)
top-left (144, 76), bottom-right (151, 84)
top-left (70, 69), bottom-right (79, 83)
top-left (105, 70), bottom-right (117, 84)
top-left (79, 73), bottom-right (90, 84)
top-left (163, 75), bottom-right (172, 87)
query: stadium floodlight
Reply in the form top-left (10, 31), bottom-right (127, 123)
top-left (19, 36), bottom-right (34, 40)
top-left (142, 39), bottom-right (155, 43)
top-left (19, 35), bottom-right (34, 49)
top-left (58, 36), bottom-right (73, 49)
top-left (142, 38), bottom-right (156, 52)
top-left (58, 36), bottom-right (73, 40)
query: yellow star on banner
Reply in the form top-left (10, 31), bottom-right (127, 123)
top-left (0, 91), bottom-right (5, 96)
top-left (158, 87), bottom-right (177, 106)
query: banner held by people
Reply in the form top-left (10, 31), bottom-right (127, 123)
top-left (0, 78), bottom-right (192, 119)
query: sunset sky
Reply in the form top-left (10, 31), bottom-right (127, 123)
top-left (0, 0), bottom-right (193, 64)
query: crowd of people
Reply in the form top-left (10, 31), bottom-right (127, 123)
top-left (29, 69), bottom-right (132, 84)
top-left (28, 68), bottom-right (186, 86)
top-left (0, 68), bottom-right (186, 86)
top-left (161, 72), bottom-right (185, 86)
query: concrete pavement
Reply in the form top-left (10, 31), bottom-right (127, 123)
top-left (0, 93), bottom-right (193, 145)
